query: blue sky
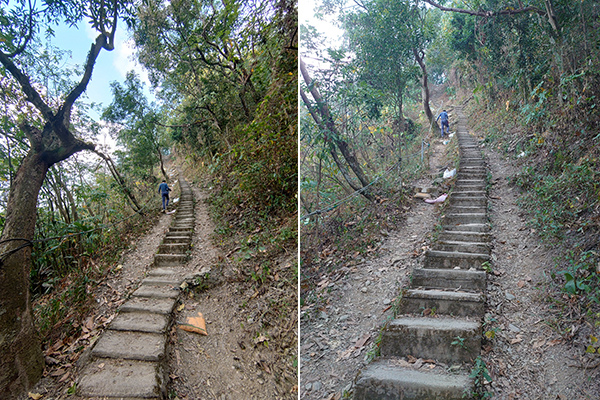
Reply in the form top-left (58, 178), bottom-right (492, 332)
top-left (50, 20), bottom-right (153, 120)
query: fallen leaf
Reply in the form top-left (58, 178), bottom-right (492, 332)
top-left (179, 312), bottom-right (207, 335)
top-left (58, 371), bottom-right (70, 383)
top-left (532, 339), bottom-right (545, 349)
top-left (28, 392), bottom-right (43, 399)
top-left (254, 334), bottom-right (268, 344)
top-left (50, 368), bottom-right (65, 377)
top-left (338, 348), bottom-right (353, 360)
top-left (177, 304), bottom-right (185, 312)
top-left (510, 337), bottom-right (523, 344)
top-left (517, 280), bottom-right (526, 288)
top-left (354, 333), bottom-right (370, 349)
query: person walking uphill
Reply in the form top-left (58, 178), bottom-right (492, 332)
top-left (436, 109), bottom-right (449, 138)
top-left (158, 179), bottom-right (171, 212)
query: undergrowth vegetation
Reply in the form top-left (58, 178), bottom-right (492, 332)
top-left (300, 105), bottom-right (430, 310)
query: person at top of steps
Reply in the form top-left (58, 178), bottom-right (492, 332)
top-left (158, 179), bottom-right (171, 212)
top-left (436, 109), bottom-right (449, 137)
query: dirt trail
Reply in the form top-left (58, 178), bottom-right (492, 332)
top-left (167, 183), bottom-right (297, 400)
top-left (481, 139), bottom-right (600, 399)
top-left (300, 133), bottom-right (452, 399)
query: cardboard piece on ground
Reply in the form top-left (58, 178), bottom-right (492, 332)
top-left (179, 312), bottom-right (207, 335)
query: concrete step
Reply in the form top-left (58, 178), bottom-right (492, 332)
top-left (442, 213), bottom-right (488, 225)
top-left (424, 250), bottom-right (490, 269)
top-left (354, 359), bottom-right (472, 400)
top-left (450, 190), bottom-right (486, 197)
top-left (442, 223), bottom-right (490, 233)
top-left (434, 240), bottom-right (490, 255)
top-left (158, 243), bottom-right (189, 254)
top-left (154, 254), bottom-right (188, 267)
top-left (120, 297), bottom-right (178, 315)
top-left (141, 276), bottom-right (182, 286)
top-left (444, 206), bottom-right (486, 215)
top-left (146, 267), bottom-right (180, 276)
top-left (438, 230), bottom-right (491, 243)
top-left (399, 289), bottom-right (484, 317)
top-left (109, 312), bottom-right (170, 334)
top-left (411, 268), bottom-right (486, 292)
top-left (381, 317), bottom-right (481, 364)
top-left (454, 183), bottom-right (485, 190)
top-left (457, 173), bottom-right (486, 180)
top-left (170, 226), bottom-right (193, 232)
top-left (449, 197), bottom-right (487, 207)
top-left (169, 226), bottom-right (194, 233)
top-left (163, 229), bottom-right (194, 238)
top-left (132, 284), bottom-right (180, 299)
top-left (77, 358), bottom-right (166, 399)
top-left (163, 235), bottom-right (192, 244)
top-left (91, 330), bottom-right (166, 361)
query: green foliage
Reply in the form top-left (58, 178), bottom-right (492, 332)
top-left (451, 335), bottom-right (466, 349)
top-left (514, 159), bottom-right (599, 241)
top-left (557, 250), bottom-right (599, 300)
top-left (468, 356), bottom-right (493, 399)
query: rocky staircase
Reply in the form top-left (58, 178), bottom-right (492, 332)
top-left (354, 107), bottom-right (491, 399)
top-left (76, 179), bottom-right (195, 399)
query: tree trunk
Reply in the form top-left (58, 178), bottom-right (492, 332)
top-left (157, 145), bottom-right (168, 180)
top-left (0, 152), bottom-right (48, 397)
top-left (413, 48), bottom-right (436, 129)
top-left (299, 83), bottom-right (374, 201)
top-left (299, 58), bottom-right (374, 200)
top-left (93, 150), bottom-right (143, 213)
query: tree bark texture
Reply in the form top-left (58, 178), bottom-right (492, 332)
top-left (0, 153), bottom-right (48, 396)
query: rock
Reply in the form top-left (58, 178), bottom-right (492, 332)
top-left (508, 324), bottom-right (521, 333)
top-left (360, 287), bottom-right (368, 293)
top-left (383, 299), bottom-right (391, 305)
top-left (505, 292), bottom-right (516, 301)
top-left (339, 315), bottom-right (349, 322)
top-left (312, 381), bottom-right (323, 391)
top-left (305, 383), bottom-right (312, 391)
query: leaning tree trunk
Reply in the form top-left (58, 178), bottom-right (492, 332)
top-left (300, 58), bottom-right (374, 200)
top-left (0, 152), bottom-right (49, 396)
top-left (413, 48), bottom-right (436, 129)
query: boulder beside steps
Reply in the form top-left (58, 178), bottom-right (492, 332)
top-left (355, 106), bottom-right (491, 399)
top-left (76, 179), bottom-right (196, 399)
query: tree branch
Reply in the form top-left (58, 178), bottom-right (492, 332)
top-left (58, 34), bottom-right (108, 128)
top-left (5, 0), bottom-right (35, 58)
top-left (421, 0), bottom-right (545, 18)
top-left (0, 52), bottom-right (54, 120)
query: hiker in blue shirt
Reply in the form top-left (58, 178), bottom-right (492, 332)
top-left (436, 109), bottom-right (449, 138)
top-left (158, 180), bottom-right (171, 212)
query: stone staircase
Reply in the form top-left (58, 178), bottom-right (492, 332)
top-left (354, 107), bottom-right (491, 399)
top-left (77, 179), bottom-right (195, 399)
